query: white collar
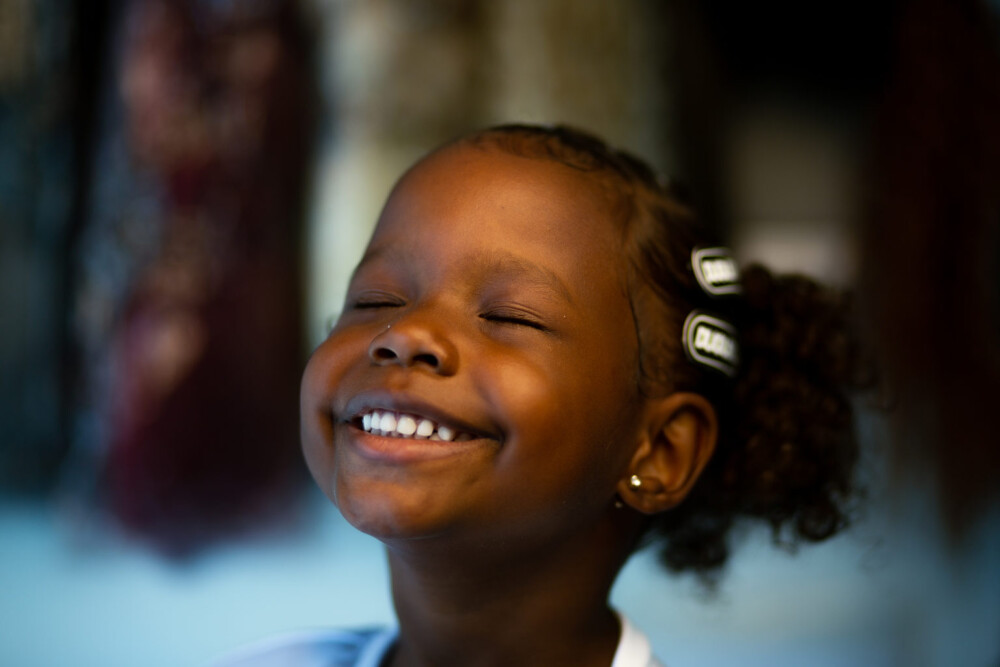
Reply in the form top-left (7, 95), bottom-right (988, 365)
top-left (611, 613), bottom-right (659, 667)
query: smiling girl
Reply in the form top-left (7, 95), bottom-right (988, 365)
top-left (224, 125), bottom-right (869, 667)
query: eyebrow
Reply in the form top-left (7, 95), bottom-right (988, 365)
top-left (476, 250), bottom-right (575, 306)
top-left (353, 245), bottom-right (575, 305)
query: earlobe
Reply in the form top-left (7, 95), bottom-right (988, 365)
top-left (617, 393), bottom-right (718, 515)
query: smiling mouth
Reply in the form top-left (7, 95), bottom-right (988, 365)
top-left (355, 409), bottom-right (475, 442)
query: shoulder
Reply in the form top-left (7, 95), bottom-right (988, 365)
top-left (212, 626), bottom-right (397, 667)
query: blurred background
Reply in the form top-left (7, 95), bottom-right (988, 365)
top-left (1, 0), bottom-right (998, 665)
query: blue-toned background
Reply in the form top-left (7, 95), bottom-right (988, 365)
top-left (3, 486), bottom-right (999, 666)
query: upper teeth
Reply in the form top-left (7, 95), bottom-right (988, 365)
top-left (360, 409), bottom-right (461, 441)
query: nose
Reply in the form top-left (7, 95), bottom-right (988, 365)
top-left (367, 312), bottom-right (458, 375)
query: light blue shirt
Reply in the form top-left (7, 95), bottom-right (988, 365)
top-left (215, 613), bottom-right (664, 667)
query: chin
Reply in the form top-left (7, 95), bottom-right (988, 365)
top-left (333, 474), bottom-right (456, 542)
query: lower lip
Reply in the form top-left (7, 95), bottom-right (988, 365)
top-left (342, 424), bottom-right (492, 463)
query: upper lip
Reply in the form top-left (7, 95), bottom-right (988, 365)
top-left (341, 390), bottom-right (500, 441)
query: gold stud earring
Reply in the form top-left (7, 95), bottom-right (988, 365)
top-left (629, 474), bottom-right (642, 489)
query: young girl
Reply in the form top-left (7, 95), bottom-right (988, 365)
top-left (224, 124), bottom-right (867, 666)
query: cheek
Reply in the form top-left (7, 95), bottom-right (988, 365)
top-left (299, 344), bottom-right (337, 503)
top-left (301, 334), bottom-right (346, 412)
top-left (485, 346), bottom-right (639, 501)
top-left (299, 329), bottom-right (368, 503)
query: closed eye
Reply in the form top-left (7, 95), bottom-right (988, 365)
top-left (480, 309), bottom-right (549, 331)
top-left (349, 292), bottom-right (406, 310)
top-left (354, 300), bottom-right (401, 309)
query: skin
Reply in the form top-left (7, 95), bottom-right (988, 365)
top-left (300, 142), bottom-right (716, 667)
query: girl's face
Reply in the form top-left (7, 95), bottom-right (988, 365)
top-left (301, 144), bottom-right (649, 552)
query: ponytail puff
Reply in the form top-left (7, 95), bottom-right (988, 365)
top-left (650, 265), bottom-right (874, 583)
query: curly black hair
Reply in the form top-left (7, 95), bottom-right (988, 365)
top-left (466, 123), bottom-right (873, 582)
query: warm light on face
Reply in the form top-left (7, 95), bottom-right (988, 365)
top-left (300, 144), bottom-right (646, 552)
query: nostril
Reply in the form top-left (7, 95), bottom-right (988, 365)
top-left (371, 347), bottom-right (398, 362)
top-left (413, 352), bottom-right (439, 368)
top-left (367, 326), bottom-right (454, 374)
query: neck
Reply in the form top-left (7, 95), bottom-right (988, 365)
top-left (383, 511), bottom-right (644, 667)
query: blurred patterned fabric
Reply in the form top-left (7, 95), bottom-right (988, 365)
top-left (70, 0), bottom-right (316, 554)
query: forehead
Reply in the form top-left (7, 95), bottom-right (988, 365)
top-left (370, 144), bottom-right (624, 280)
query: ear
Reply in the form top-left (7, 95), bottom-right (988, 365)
top-left (617, 392), bottom-right (718, 515)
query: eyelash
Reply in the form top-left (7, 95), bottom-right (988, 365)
top-left (480, 309), bottom-right (548, 331)
top-left (348, 295), bottom-right (549, 332)
top-left (350, 295), bottom-right (405, 310)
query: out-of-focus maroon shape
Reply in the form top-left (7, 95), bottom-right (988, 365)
top-left (105, 0), bottom-right (315, 555)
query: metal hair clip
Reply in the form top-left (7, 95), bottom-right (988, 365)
top-left (691, 246), bottom-right (741, 297)
top-left (682, 310), bottom-right (740, 377)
